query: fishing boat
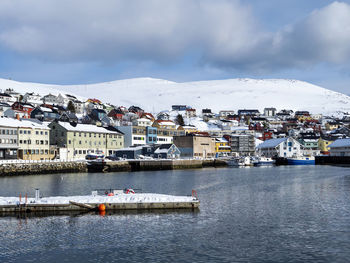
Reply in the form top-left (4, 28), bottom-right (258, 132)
top-left (228, 156), bottom-right (252, 167)
top-left (286, 156), bottom-right (315, 165)
top-left (253, 156), bottom-right (275, 166)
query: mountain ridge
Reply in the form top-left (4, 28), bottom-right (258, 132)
top-left (0, 77), bottom-right (349, 115)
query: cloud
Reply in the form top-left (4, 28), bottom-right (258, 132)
top-left (0, 1), bottom-right (350, 73)
top-left (0, 0), bottom-right (256, 63)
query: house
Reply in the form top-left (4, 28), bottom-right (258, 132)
top-left (41, 94), bottom-right (58, 105)
top-left (128, 105), bottom-right (144, 117)
top-left (0, 118), bottom-right (19, 159)
top-left (185, 108), bottom-right (196, 118)
top-left (325, 121), bottom-right (341, 131)
top-left (48, 121), bottom-right (124, 160)
top-left (132, 118), bottom-right (153, 127)
top-left (264, 108), bottom-right (277, 117)
top-left (0, 118), bottom-right (52, 160)
top-left (172, 105), bottom-right (188, 111)
top-left (238, 109), bottom-right (260, 117)
top-left (0, 92), bottom-right (13, 103)
top-left (11, 102), bottom-right (35, 117)
top-left (59, 112), bottom-right (78, 123)
top-left (0, 102), bottom-right (12, 117)
top-left (219, 110), bottom-right (235, 118)
top-left (17, 119), bottom-right (51, 160)
top-left (31, 106), bottom-right (60, 121)
top-left (22, 92), bottom-right (42, 107)
top-left (276, 109), bottom-right (294, 120)
top-left (114, 146), bottom-right (144, 159)
top-left (318, 135), bottom-right (338, 155)
top-left (4, 88), bottom-right (21, 103)
top-left (257, 137), bottom-right (304, 158)
top-left (108, 108), bottom-right (124, 121)
top-left (156, 112), bottom-right (170, 120)
top-left (329, 139), bottom-right (350, 156)
top-left (215, 138), bottom-right (231, 156)
top-left (182, 125), bottom-right (198, 135)
top-left (153, 144), bottom-right (181, 159)
top-left (152, 120), bottom-right (176, 129)
top-left (173, 134), bottom-right (216, 158)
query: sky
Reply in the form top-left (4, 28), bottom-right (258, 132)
top-left (0, 0), bottom-right (350, 94)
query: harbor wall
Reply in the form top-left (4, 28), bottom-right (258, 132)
top-left (0, 161), bottom-right (87, 176)
top-left (315, 156), bottom-right (350, 165)
top-left (0, 159), bottom-right (228, 176)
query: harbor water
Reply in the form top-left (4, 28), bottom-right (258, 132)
top-left (0, 166), bottom-right (349, 262)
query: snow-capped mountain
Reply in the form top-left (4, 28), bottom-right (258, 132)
top-left (0, 77), bottom-right (349, 115)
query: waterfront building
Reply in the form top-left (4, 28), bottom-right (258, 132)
top-left (173, 134), bottom-right (216, 158)
top-left (17, 120), bottom-right (51, 160)
top-left (0, 118), bottom-right (18, 159)
top-left (48, 121), bottom-right (124, 159)
top-left (328, 138), bottom-right (350, 156)
top-left (230, 134), bottom-right (255, 156)
top-left (257, 137), bottom-right (303, 158)
top-left (215, 137), bottom-right (231, 156)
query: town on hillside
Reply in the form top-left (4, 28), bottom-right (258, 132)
top-left (0, 88), bottom-right (350, 161)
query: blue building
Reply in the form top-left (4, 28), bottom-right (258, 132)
top-left (146, 126), bottom-right (157, 144)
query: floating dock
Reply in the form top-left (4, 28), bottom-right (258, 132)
top-left (0, 191), bottom-right (200, 213)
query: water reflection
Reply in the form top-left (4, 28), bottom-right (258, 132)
top-left (0, 166), bottom-right (349, 262)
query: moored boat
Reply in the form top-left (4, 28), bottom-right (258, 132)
top-left (287, 156), bottom-right (315, 165)
top-left (228, 156), bottom-right (252, 167)
top-left (253, 156), bottom-right (275, 166)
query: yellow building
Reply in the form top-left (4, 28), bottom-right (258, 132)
top-left (215, 138), bottom-right (231, 154)
top-left (325, 122), bottom-right (340, 131)
top-left (318, 137), bottom-right (334, 153)
top-left (0, 118), bottom-right (52, 160)
top-left (182, 125), bottom-right (198, 135)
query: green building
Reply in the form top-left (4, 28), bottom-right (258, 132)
top-left (48, 121), bottom-right (124, 160)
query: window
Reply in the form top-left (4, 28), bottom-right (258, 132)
top-left (36, 131), bottom-right (39, 135)
top-left (40, 131), bottom-right (43, 135)
top-left (69, 140), bottom-right (72, 144)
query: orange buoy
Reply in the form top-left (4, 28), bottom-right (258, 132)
top-left (107, 193), bottom-right (114, 196)
top-left (98, 204), bottom-right (106, 212)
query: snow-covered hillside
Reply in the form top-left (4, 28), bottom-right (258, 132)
top-left (0, 77), bottom-right (350, 115)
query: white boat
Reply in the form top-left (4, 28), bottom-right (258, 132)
top-left (253, 156), bottom-right (275, 166)
top-left (228, 156), bottom-right (252, 167)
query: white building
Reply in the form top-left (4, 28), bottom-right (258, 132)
top-left (257, 137), bottom-right (304, 158)
top-left (132, 118), bottom-right (153, 127)
top-left (22, 93), bottom-right (42, 107)
top-left (329, 139), bottom-right (350, 156)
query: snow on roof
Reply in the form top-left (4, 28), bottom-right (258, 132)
top-left (215, 137), bottom-right (228, 143)
top-left (257, 137), bottom-right (287, 148)
top-left (0, 117), bottom-right (49, 129)
top-left (154, 148), bottom-right (169, 154)
top-left (57, 121), bottom-right (119, 134)
top-left (115, 146), bottom-right (144, 151)
top-left (136, 118), bottom-right (152, 122)
top-left (328, 138), bottom-right (350, 148)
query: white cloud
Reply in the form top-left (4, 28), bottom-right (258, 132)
top-left (0, 1), bottom-right (350, 72)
